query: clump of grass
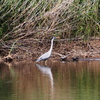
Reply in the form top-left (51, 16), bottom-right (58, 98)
top-left (0, 0), bottom-right (99, 40)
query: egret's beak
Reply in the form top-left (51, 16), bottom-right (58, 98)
top-left (56, 37), bottom-right (60, 39)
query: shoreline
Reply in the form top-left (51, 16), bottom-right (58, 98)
top-left (0, 37), bottom-right (100, 62)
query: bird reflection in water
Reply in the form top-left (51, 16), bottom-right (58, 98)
top-left (36, 64), bottom-right (54, 99)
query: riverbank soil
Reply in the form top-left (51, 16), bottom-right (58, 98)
top-left (0, 37), bottom-right (100, 62)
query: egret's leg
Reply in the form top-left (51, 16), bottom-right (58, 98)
top-left (44, 60), bottom-right (48, 65)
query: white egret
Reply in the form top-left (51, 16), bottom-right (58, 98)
top-left (36, 37), bottom-right (59, 62)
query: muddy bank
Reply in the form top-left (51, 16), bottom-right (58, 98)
top-left (0, 37), bottom-right (100, 62)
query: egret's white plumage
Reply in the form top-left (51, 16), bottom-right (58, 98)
top-left (36, 37), bottom-right (56, 62)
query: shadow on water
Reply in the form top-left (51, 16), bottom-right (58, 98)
top-left (0, 61), bottom-right (100, 100)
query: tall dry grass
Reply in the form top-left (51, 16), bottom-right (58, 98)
top-left (0, 0), bottom-right (100, 40)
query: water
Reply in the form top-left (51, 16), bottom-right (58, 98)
top-left (0, 61), bottom-right (100, 100)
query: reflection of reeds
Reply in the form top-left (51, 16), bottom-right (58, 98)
top-left (0, 0), bottom-right (99, 40)
top-left (0, 61), bottom-right (54, 100)
top-left (49, 61), bottom-right (100, 100)
top-left (0, 62), bottom-right (11, 79)
top-left (0, 61), bottom-right (100, 100)
top-left (12, 61), bottom-right (54, 100)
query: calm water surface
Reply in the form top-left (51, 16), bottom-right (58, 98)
top-left (0, 61), bottom-right (100, 100)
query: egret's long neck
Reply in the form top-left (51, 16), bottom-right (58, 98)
top-left (49, 38), bottom-right (54, 53)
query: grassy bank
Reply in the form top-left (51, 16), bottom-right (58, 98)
top-left (0, 0), bottom-right (100, 40)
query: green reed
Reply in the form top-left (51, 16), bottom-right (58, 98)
top-left (0, 0), bottom-right (99, 40)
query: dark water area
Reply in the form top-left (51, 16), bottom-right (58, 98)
top-left (0, 61), bottom-right (100, 100)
